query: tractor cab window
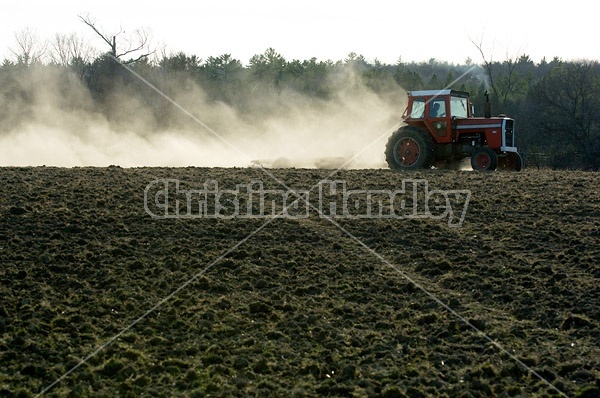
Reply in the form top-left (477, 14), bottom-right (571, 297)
top-left (430, 98), bottom-right (446, 118)
top-left (410, 98), bottom-right (425, 119)
top-left (450, 96), bottom-right (469, 118)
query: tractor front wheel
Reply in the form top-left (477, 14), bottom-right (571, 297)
top-left (471, 147), bottom-right (498, 171)
top-left (385, 126), bottom-right (434, 170)
top-left (498, 152), bottom-right (524, 171)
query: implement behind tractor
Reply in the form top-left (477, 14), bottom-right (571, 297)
top-left (385, 90), bottom-right (523, 171)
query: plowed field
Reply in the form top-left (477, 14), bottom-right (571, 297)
top-left (1, 167), bottom-right (598, 397)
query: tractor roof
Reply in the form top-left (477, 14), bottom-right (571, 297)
top-left (408, 89), bottom-right (470, 98)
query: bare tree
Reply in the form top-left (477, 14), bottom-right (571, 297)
top-left (50, 33), bottom-right (97, 66)
top-left (470, 36), bottom-right (526, 113)
top-left (470, 35), bottom-right (496, 97)
top-left (50, 34), bottom-right (71, 66)
top-left (49, 33), bottom-right (98, 79)
top-left (10, 27), bottom-right (47, 66)
top-left (79, 15), bottom-right (154, 63)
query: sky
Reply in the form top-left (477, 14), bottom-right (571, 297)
top-left (0, 0), bottom-right (597, 66)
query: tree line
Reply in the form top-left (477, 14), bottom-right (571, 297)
top-left (1, 29), bottom-right (599, 170)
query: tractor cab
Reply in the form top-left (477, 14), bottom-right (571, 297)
top-left (402, 90), bottom-right (472, 144)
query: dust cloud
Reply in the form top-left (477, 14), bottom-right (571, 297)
top-left (0, 65), bottom-right (406, 168)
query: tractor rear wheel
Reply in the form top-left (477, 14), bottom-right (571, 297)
top-left (471, 147), bottom-right (498, 171)
top-left (385, 126), bottom-right (435, 170)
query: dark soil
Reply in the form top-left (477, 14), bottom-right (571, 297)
top-left (0, 167), bottom-right (598, 397)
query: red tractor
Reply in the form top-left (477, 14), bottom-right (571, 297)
top-left (385, 90), bottom-right (523, 171)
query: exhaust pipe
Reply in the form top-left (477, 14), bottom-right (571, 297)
top-left (484, 91), bottom-right (492, 118)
